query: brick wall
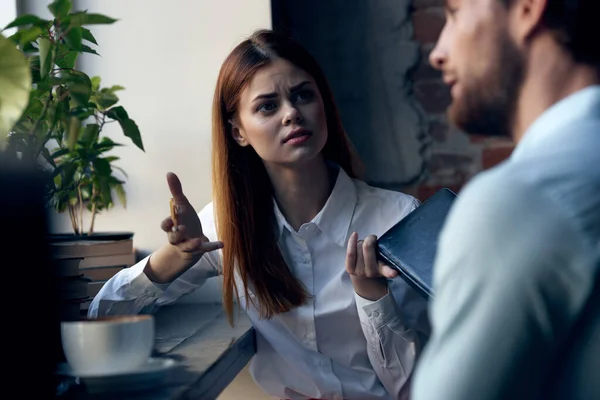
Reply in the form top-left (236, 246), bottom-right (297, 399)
top-left (409, 0), bottom-right (515, 201)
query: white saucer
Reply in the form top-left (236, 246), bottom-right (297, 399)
top-left (57, 357), bottom-right (178, 393)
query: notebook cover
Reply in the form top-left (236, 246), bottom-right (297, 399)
top-left (377, 188), bottom-right (457, 299)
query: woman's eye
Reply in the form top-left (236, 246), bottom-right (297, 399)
top-left (292, 90), bottom-right (314, 103)
top-left (257, 102), bottom-right (277, 113)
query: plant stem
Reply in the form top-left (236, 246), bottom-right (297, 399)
top-left (68, 204), bottom-right (78, 234)
top-left (77, 184), bottom-right (84, 236)
top-left (89, 184), bottom-right (98, 235)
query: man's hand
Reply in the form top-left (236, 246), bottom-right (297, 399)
top-left (345, 232), bottom-right (398, 301)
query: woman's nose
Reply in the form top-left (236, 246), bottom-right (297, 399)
top-left (282, 104), bottom-right (303, 126)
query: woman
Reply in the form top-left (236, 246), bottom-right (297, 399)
top-left (90, 29), bottom-right (429, 400)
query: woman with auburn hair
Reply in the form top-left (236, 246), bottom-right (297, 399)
top-left (90, 29), bottom-right (429, 399)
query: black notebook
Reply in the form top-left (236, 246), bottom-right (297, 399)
top-left (377, 188), bottom-right (457, 299)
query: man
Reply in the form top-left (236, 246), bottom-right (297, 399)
top-left (408, 0), bottom-right (600, 399)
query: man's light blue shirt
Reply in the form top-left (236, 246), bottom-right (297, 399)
top-left (412, 86), bottom-right (600, 400)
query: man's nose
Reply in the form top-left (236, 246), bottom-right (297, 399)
top-left (429, 21), bottom-right (450, 71)
top-left (429, 42), bottom-right (446, 71)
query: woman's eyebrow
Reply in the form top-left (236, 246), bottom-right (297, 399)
top-left (290, 81), bottom-right (310, 93)
top-left (252, 81), bottom-right (311, 102)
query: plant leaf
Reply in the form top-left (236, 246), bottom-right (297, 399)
top-left (106, 85), bottom-right (125, 93)
top-left (0, 34), bottom-right (32, 146)
top-left (81, 44), bottom-right (98, 55)
top-left (70, 13), bottom-right (118, 26)
top-left (38, 37), bottom-right (53, 78)
top-left (67, 116), bottom-right (80, 150)
top-left (16, 26), bottom-right (43, 47)
top-left (3, 15), bottom-right (49, 30)
top-left (92, 91), bottom-right (118, 109)
top-left (105, 105), bottom-right (128, 121)
top-left (51, 95), bottom-right (70, 135)
top-left (104, 106), bottom-right (144, 151)
top-left (63, 70), bottom-right (92, 106)
top-left (80, 123), bottom-right (99, 147)
top-left (69, 106), bottom-right (94, 119)
top-left (23, 98), bottom-right (43, 121)
top-left (114, 183), bottom-right (126, 207)
top-left (8, 31), bottom-right (22, 45)
top-left (56, 15), bottom-right (71, 32)
top-left (60, 161), bottom-right (77, 189)
top-left (48, 0), bottom-right (72, 19)
top-left (22, 41), bottom-right (38, 53)
top-left (90, 76), bottom-right (101, 91)
top-left (94, 136), bottom-right (122, 153)
top-left (81, 28), bottom-right (98, 45)
top-left (63, 26), bottom-right (83, 51)
top-left (112, 165), bottom-right (128, 179)
top-left (28, 55), bottom-right (41, 83)
top-left (93, 157), bottom-right (111, 176)
top-left (119, 118), bottom-right (144, 151)
top-left (55, 45), bottom-right (77, 69)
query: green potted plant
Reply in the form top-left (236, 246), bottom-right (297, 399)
top-left (1, 0), bottom-right (144, 239)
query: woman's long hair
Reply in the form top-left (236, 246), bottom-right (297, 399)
top-left (212, 29), bottom-right (362, 324)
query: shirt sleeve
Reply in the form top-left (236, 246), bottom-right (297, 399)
top-left (411, 175), bottom-right (594, 400)
top-left (87, 254), bottom-right (219, 317)
top-left (355, 285), bottom-right (427, 400)
top-left (88, 203), bottom-right (222, 317)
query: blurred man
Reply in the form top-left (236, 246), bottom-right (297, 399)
top-left (411, 1), bottom-right (600, 399)
top-left (0, 158), bottom-right (59, 398)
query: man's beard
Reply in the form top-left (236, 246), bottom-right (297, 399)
top-left (449, 32), bottom-right (525, 138)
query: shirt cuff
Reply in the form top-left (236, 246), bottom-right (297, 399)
top-left (355, 288), bottom-right (401, 329)
top-left (125, 255), bottom-right (171, 296)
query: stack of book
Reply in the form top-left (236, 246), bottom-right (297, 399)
top-left (51, 238), bottom-right (136, 320)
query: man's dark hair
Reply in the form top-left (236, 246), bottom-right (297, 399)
top-left (502, 0), bottom-right (600, 67)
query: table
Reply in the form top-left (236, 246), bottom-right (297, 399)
top-left (56, 303), bottom-right (256, 400)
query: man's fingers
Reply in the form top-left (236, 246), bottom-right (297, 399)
top-left (166, 172), bottom-right (188, 203)
top-left (362, 235), bottom-right (379, 278)
top-left (345, 232), bottom-right (358, 273)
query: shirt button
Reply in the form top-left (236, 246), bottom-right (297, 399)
top-left (371, 311), bottom-right (380, 318)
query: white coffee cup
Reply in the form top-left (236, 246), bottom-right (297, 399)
top-left (60, 314), bottom-right (155, 376)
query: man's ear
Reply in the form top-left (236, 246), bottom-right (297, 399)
top-left (511, 0), bottom-right (548, 43)
top-left (229, 120), bottom-right (249, 147)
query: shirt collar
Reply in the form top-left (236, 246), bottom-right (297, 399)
top-left (273, 165), bottom-right (358, 247)
top-left (512, 85), bottom-right (600, 161)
